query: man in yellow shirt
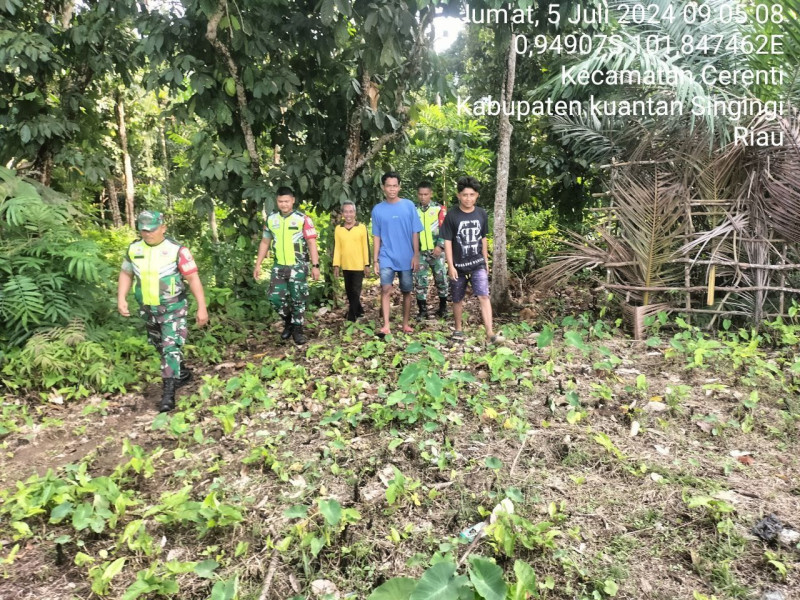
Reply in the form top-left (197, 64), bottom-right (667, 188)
top-left (333, 201), bottom-right (370, 321)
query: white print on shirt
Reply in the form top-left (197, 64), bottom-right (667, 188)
top-left (456, 219), bottom-right (482, 255)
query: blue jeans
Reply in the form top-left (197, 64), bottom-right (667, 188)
top-left (380, 267), bottom-right (413, 293)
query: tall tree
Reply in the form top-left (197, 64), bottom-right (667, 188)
top-left (491, 29), bottom-right (516, 312)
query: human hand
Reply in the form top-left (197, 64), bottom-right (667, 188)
top-left (373, 263), bottom-right (379, 277)
top-left (118, 299), bottom-right (130, 317)
top-left (253, 264), bottom-right (261, 281)
top-left (364, 266), bottom-right (370, 278)
top-left (448, 267), bottom-right (458, 281)
top-left (433, 246), bottom-right (443, 258)
top-left (196, 307), bottom-right (209, 327)
top-left (311, 267), bottom-right (321, 281)
top-left (412, 255), bottom-right (420, 272)
top-left (333, 266), bottom-right (340, 278)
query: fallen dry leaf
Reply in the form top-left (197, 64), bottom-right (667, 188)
top-left (737, 455), bottom-right (755, 466)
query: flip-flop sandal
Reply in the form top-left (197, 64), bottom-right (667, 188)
top-left (452, 331), bottom-right (465, 342)
top-left (377, 327), bottom-right (391, 338)
top-left (402, 325), bottom-right (414, 334)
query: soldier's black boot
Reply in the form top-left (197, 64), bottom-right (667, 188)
top-left (416, 299), bottom-right (428, 320)
top-left (280, 314), bottom-right (293, 340)
top-left (159, 378), bottom-right (177, 413)
top-left (176, 367), bottom-right (193, 389)
top-left (437, 296), bottom-right (448, 318)
top-left (292, 324), bottom-right (307, 345)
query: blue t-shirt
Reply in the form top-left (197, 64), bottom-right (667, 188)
top-left (371, 198), bottom-right (424, 271)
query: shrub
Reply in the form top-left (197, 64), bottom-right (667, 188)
top-left (0, 167), bottom-right (113, 345)
top-left (506, 208), bottom-right (561, 275)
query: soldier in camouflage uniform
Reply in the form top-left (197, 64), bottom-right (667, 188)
top-left (414, 181), bottom-right (449, 319)
top-left (253, 186), bottom-right (320, 345)
top-left (117, 210), bottom-right (208, 412)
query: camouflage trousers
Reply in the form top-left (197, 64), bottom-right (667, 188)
top-left (140, 300), bottom-right (188, 379)
top-left (415, 249), bottom-right (448, 301)
top-left (269, 264), bottom-right (308, 325)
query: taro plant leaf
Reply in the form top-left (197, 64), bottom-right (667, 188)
top-left (485, 457), bottom-right (503, 470)
top-left (318, 499), bottom-right (342, 527)
top-left (537, 326), bottom-right (554, 348)
top-left (564, 331), bottom-right (590, 353)
top-left (468, 556), bottom-right (507, 600)
top-left (283, 505), bottom-right (309, 519)
top-left (310, 535), bottom-right (326, 557)
top-left (512, 560), bottom-right (539, 600)
top-left (194, 559), bottom-right (219, 578)
top-left (409, 562), bottom-right (469, 600)
top-left (209, 577), bottom-right (238, 600)
top-left (368, 577), bottom-right (417, 600)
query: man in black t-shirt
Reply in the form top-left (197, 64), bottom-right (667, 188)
top-left (440, 176), bottom-right (496, 343)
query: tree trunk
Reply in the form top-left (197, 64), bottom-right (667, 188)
top-left (159, 121), bottom-right (170, 207)
top-left (105, 177), bottom-right (123, 227)
top-left (206, 1), bottom-right (261, 181)
top-left (209, 201), bottom-right (219, 244)
top-left (490, 32), bottom-right (516, 313)
top-left (115, 92), bottom-right (135, 228)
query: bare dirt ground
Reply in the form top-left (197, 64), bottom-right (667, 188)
top-left (1, 283), bottom-right (798, 600)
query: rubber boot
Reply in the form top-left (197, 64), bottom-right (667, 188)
top-left (280, 314), bottom-right (293, 340)
top-left (159, 378), bottom-right (177, 413)
top-left (292, 324), bottom-right (307, 345)
top-left (437, 296), bottom-right (448, 318)
top-left (416, 299), bottom-right (428, 320)
top-left (176, 367), bottom-right (193, 389)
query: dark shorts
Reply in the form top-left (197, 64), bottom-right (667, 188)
top-left (380, 266), bottom-right (413, 293)
top-left (450, 268), bottom-right (489, 303)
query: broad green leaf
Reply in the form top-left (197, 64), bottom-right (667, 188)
top-left (512, 561), bottom-right (538, 600)
top-left (310, 535), bottom-right (325, 557)
top-left (50, 501), bottom-right (73, 523)
top-left (209, 577), bottom-right (238, 600)
top-left (564, 330), bottom-right (590, 352)
top-left (318, 499), bottom-right (342, 526)
top-left (537, 326), bottom-right (554, 348)
top-left (484, 456), bottom-right (502, 470)
top-left (368, 577), bottom-right (416, 600)
top-left (194, 559), bottom-right (219, 578)
top-left (409, 562), bottom-right (469, 600)
top-left (468, 556), bottom-right (506, 600)
top-left (603, 579), bottom-right (618, 596)
top-left (283, 505), bottom-right (309, 519)
top-left (406, 341), bottom-right (423, 354)
top-left (103, 557), bottom-right (126, 581)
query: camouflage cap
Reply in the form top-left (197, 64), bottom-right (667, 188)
top-left (137, 210), bottom-right (164, 231)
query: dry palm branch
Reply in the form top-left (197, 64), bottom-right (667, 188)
top-left (533, 165), bottom-right (687, 307)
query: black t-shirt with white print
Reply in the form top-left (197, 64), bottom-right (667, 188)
top-left (440, 206), bottom-right (489, 273)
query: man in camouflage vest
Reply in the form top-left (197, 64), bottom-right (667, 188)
top-left (117, 210), bottom-right (208, 412)
top-left (253, 186), bottom-right (321, 345)
top-left (414, 181), bottom-right (449, 319)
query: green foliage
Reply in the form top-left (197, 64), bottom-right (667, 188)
top-left (370, 343), bottom-right (476, 426)
top-left (0, 169), bottom-right (113, 345)
top-left (368, 557), bottom-right (539, 600)
top-left (506, 208), bottom-right (561, 274)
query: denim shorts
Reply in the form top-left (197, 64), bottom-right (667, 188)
top-left (380, 267), bottom-right (413, 293)
top-left (450, 268), bottom-right (489, 303)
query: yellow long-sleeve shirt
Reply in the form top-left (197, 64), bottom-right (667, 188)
top-left (333, 223), bottom-right (370, 270)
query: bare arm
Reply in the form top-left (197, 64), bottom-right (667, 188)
top-left (185, 271), bottom-right (209, 327)
top-left (253, 238), bottom-right (270, 280)
top-left (117, 271), bottom-right (133, 316)
top-left (482, 238), bottom-right (489, 272)
top-left (373, 235), bottom-right (381, 277)
top-left (307, 237), bottom-right (321, 281)
top-left (445, 240), bottom-right (458, 280)
top-left (411, 232), bottom-right (420, 271)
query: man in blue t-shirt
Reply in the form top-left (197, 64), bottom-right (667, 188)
top-left (371, 171), bottom-right (423, 336)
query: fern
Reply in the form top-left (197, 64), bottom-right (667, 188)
top-left (0, 168), bottom-right (115, 345)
